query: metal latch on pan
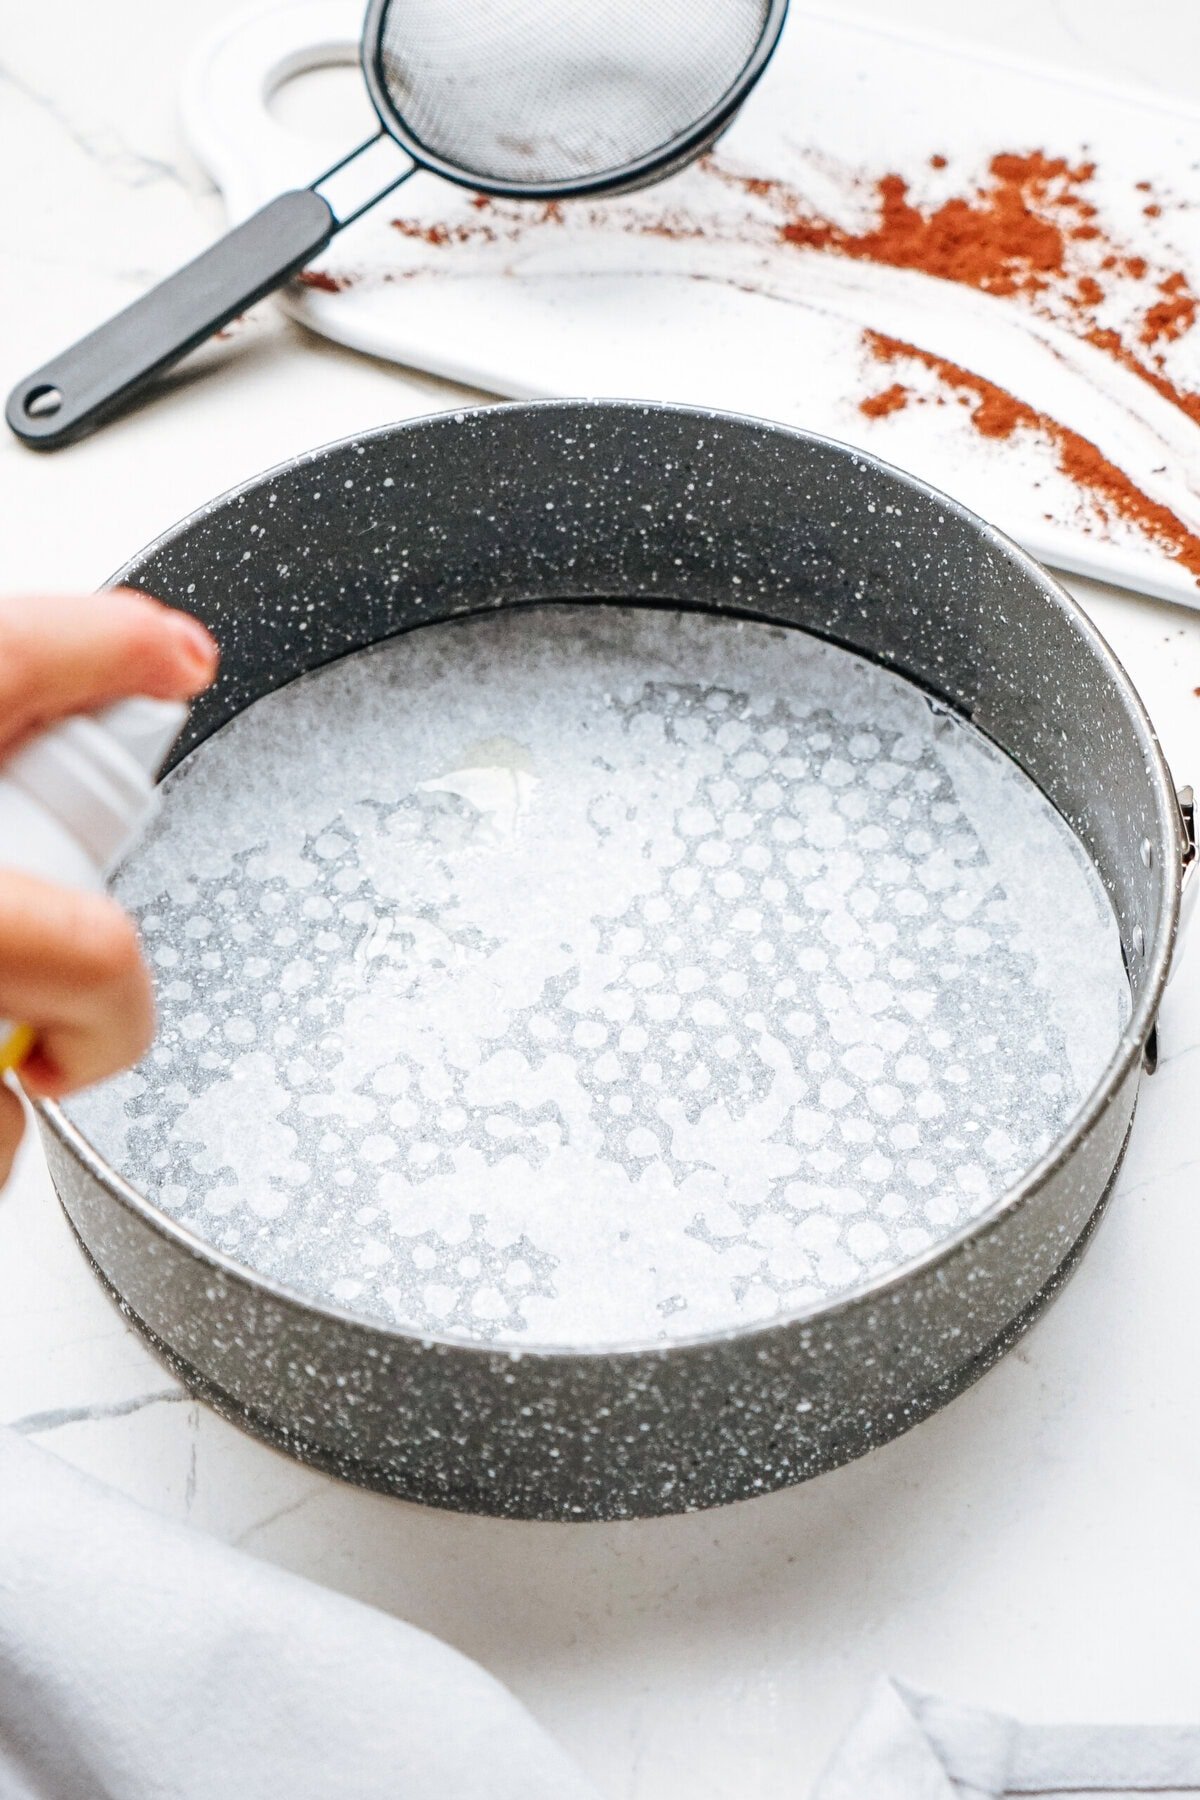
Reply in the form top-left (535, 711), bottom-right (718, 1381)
top-left (1145, 783), bottom-right (1196, 1074)
top-left (1178, 785), bottom-right (1198, 929)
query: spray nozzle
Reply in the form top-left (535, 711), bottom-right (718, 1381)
top-left (93, 697), bottom-right (188, 781)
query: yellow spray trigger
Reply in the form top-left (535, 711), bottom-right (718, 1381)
top-left (0, 1026), bottom-right (36, 1076)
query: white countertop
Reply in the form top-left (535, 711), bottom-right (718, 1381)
top-left (2, 3), bottom-right (1200, 1794)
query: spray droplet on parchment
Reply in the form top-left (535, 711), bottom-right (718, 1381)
top-left (418, 736), bottom-right (538, 844)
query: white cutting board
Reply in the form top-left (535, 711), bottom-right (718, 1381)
top-left (184, 0), bottom-right (1200, 607)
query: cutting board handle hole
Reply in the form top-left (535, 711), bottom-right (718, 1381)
top-left (266, 55), bottom-right (372, 148)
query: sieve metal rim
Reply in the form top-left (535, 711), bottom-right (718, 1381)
top-left (39, 398), bottom-right (1183, 1364)
top-left (358, 0), bottom-right (791, 199)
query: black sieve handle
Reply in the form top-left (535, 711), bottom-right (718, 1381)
top-left (6, 190), bottom-right (336, 451)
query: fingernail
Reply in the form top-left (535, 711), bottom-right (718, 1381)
top-left (171, 613), bottom-right (219, 681)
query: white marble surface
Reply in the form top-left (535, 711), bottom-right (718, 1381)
top-left (2, 3), bottom-right (1200, 1795)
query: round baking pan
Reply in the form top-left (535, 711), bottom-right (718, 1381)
top-left (39, 400), bottom-right (1188, 1520)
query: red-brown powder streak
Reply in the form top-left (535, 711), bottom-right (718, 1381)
top-left (865, 330), bottom-right (1200, 583)
top-left (1141, 271), bottom-right (1197, 346)
top-left (296, 269), bottom-right (350, 293)
top-left (859, 383), bottom-right (909, 419)
top-left (390, 215), bottom-right (501, 247)
top-left (1084, 325), bottom-right (1200, 427)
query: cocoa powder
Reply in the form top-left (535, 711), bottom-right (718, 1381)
top-left (864, 330), bottom-right (1200, 582)
top-left (296, 269), bottom-right (351, 293)
top-left (859, 382), bottom-right (909, 419)
top-left (778, 153), bottom-right (1077, 297)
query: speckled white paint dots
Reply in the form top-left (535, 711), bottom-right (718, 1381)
top-left (71, 606), bottom-right (1130, 1348)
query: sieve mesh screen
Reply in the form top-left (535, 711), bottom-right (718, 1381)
top-left (374, 0), bottom-right (775, 187)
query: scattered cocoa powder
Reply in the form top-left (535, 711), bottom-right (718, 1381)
top-left (1140, 271), bottom-right (1196, 345)
top-left (774, 154), bottom-right (1084, 297)
top-left (386, 158), bottom-right (1200, 445)
top-left (715, 152), bottom-right (1200, 430)
top-left (392, 218), bottom-right (458, 246)
top-left (859, 382), bottom-right (909, 419)
top-left (1083, 324), bottom-right (1200, 426)
top-left (297, 269), bottom-right (351, 293)
top-left (865, 329), bottom-right (1200, 582)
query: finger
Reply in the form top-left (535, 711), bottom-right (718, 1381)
top-left (0, 874), bottom-right (155, 1098)
top-left (0, 1084), bottom-right (25, 1188)
top-left (0, 589), bottom-right (218, 756)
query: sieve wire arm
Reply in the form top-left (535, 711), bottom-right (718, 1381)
top-left (5, 136), bottom-right (418, 452)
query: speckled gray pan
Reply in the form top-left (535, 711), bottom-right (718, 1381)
top-left (39, 401), bottom-right (1189, 1519)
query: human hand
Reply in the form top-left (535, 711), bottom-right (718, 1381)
top-left (0, 590), bottom-right (219, 1186)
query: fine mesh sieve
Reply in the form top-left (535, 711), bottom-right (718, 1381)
top-left (7, 0), bottom-right (787, 449)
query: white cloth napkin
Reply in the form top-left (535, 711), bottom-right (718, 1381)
top-left (0, 1426), bottom-right (599, 1800)
top-left (5, 1423), bottom-right (1200, 1800)
top-left (814, 1678), bottom-right (1200, 1800)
